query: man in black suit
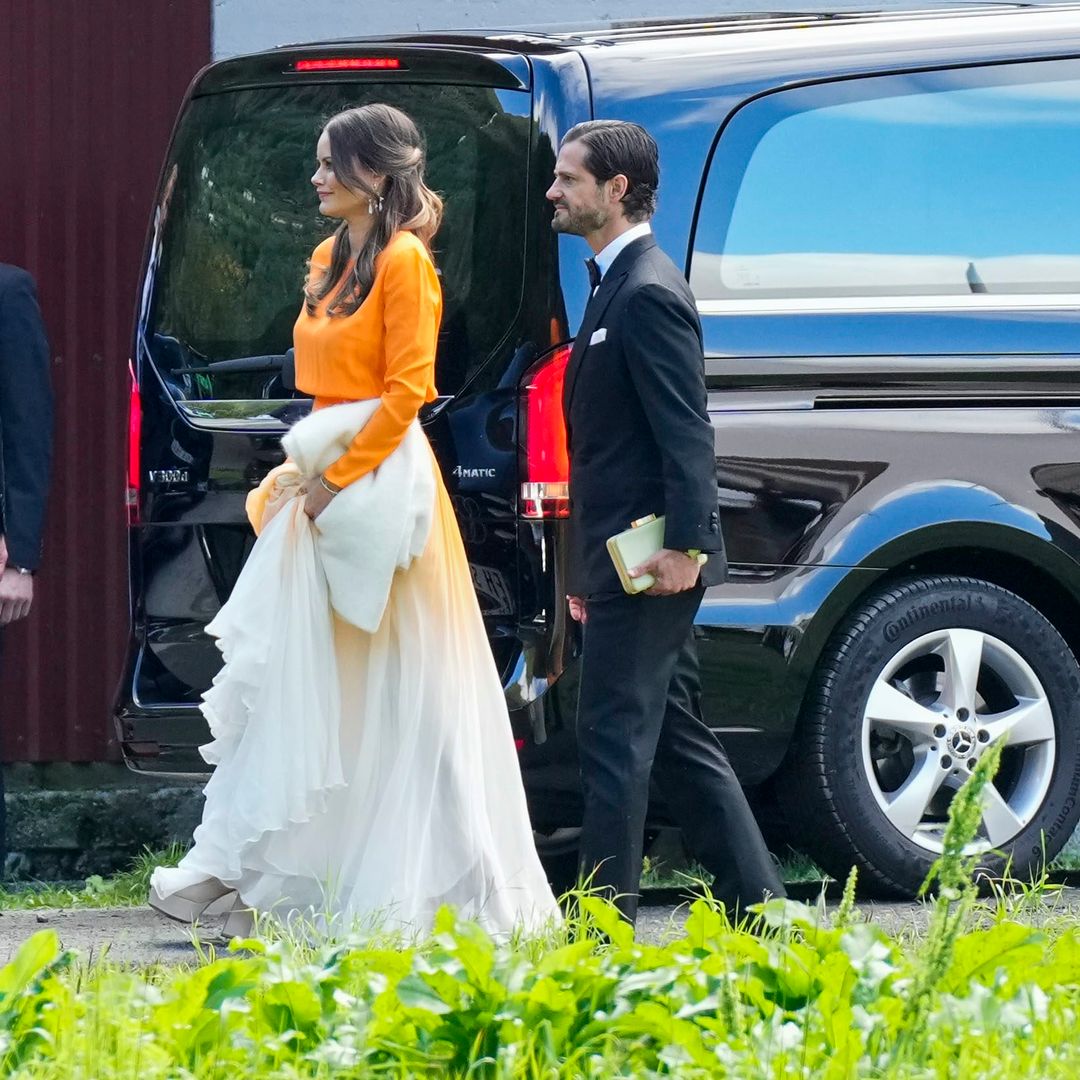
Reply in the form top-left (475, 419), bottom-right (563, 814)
top-left (0, 264), bottom-right (53, 866)
top-left (547, 121), bottom-right (784, 922)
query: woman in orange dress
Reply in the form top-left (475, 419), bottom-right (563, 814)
top-left (149, 104), bottom-right (559, 937)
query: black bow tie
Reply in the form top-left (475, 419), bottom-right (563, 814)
top-left (585, 257), bottom-right (601, 292)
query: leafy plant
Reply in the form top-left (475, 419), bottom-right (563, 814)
top-left (4, 765), bottom-right (1080, 1077)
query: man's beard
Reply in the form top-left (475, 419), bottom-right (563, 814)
top-left (551, 204), bottom-right (608, 235)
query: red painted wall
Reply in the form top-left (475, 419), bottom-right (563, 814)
top-left (0, 1), bottom-right (212, 759)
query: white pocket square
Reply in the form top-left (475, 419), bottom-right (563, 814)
top-left (589, 328), bottom-right (607, 346)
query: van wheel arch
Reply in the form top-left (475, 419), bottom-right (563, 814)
top-left (889, 546), bottom-right (1080, 666)
top-left (789, 543), bottom-right (1080, 712)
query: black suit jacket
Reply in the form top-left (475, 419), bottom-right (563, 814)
top-left (0, 265), bottom-right (53, 571)
top-left (562, 234), bottom-right (726, 596)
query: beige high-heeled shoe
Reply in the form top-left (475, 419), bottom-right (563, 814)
top-left (219, 895), bottom-right (256, 940)
top-left (149, 877), bottom-right (234, 923)
top-left (198, 894), bottom-right (256, 945)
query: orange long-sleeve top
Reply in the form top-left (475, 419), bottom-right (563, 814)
top-left (293, 230), bottom-right (442, 488)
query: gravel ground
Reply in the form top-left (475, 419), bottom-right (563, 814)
top-left (0, 906), bottom-right (215, 967)
top-left (9, 889), bottom-right (1080, 967)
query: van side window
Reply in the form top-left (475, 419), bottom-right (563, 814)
top-left (690, 60), bottom-right (1080, 305)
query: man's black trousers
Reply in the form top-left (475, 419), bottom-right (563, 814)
top-left (575, 585), bottom-right (785, 921)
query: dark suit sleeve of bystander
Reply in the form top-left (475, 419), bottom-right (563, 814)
top-left (622, 282), bottom-right (720, 552)
top-left (0, 269), bottom-right (53, 571)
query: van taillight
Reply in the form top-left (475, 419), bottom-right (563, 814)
top-left (521, 345), bottom-right (571, 519)
top-left (126, 363), bottom-right (141, 525)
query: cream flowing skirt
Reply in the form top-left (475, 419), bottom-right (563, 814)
top-left (150, 452), bottom-right (560, 936)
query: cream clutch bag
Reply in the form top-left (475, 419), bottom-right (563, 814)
top-left (606, 514), bottom-right (708, 594)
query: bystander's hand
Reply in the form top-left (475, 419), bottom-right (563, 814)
top-left (567, 595), bottom-right (588, 624)
top-left (0, 567), bottom-right (33, 624)
top-left (630, 548), bottom-right (702, 596)
top-left (0, 534), bottom-right (7, 576)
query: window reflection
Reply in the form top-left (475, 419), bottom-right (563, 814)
top-left (146, 83), bottom-right (531, 400)
top-left (691, 61), bottom-right (1080, 301)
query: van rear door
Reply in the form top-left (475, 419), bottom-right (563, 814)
top-left (122, 46), bottom-right (533, 764)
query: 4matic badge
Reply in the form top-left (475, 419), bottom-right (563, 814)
top-left (453, 465), bottom-right (496, 479)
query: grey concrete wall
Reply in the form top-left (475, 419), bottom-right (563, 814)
top-left (5, 764), bottom-right (205, 880)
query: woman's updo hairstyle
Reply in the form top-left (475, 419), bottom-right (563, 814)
top-left (305, 103), bottom-right (443, 318)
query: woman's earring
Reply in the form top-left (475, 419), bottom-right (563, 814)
top-left (368, 195), bottom-right (384, 215)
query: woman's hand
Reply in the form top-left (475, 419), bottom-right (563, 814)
top-left (302, 481), bottom-right (336, 520)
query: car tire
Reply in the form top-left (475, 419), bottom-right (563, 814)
top-left (780, 575), bottom-right (1080, 897)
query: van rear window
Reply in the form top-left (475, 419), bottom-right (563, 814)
top-left (142, 83), bottom-right (530, 400)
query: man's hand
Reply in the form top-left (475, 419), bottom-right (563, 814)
top-left (568, 595), bottom-right (588, 624)
top-left (302, 482), bottom-right (335, 521)
top-left (629, 549), bottom-right (702, 596)
top-left (0, 568), bottom-right (33, 624)
top-left (0, 535), bottom-right (7, 576)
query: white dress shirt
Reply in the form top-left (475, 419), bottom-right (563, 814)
top-left (592, 221), bottom-right (652, 289)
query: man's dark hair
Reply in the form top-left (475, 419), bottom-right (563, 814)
top-left (561, 120), bottom-right (659, 223)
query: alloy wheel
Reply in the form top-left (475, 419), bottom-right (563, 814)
top-left (860, 627), bottom-right (1055, 854)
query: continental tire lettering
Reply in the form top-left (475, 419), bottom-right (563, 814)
top-left (1046, 789), bottom-right (1079, 841)
top-left (883, 596), bottom-right (972, 643)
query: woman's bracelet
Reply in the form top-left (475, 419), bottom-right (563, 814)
top-left (319, 475), bottom-right (342, 496)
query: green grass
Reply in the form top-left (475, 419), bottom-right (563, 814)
top-left (645, 842), bottom-right (1080, 892)
top-left (0, 843), bottom-right (186, 910)
top-left (1049, 846), bottom-right (1080, 873)
top-left (11, 844), bottom-right (817, 911)
top-left (642, 850), bottom-right (827, 890)
top-left (1, 837), bottom-right (1067, 913)
top-left (1, 832), bottom-right (1071, 913)
top-left (0, 742), bottom-right (1078, 1075)
top-left (1, 866), bottom-right (1079, 1076)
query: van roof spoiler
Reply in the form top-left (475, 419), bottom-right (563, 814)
top-left (196, 43), bottom-right (531, 95)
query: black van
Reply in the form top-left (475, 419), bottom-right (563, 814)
top-left (118, 4), bottom-right (1080, 896)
